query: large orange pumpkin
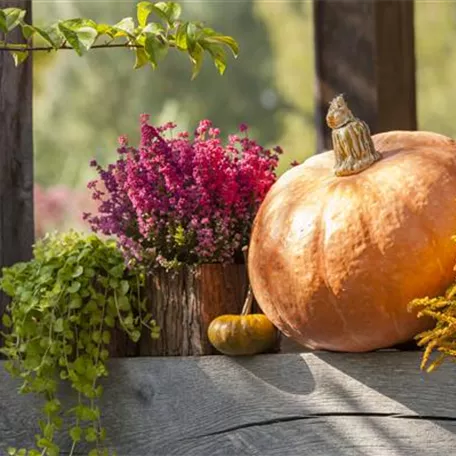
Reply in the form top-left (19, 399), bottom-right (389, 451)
top-left (248, 95), bottom-right (456, 352)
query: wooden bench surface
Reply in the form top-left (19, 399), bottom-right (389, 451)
top-left (1, 351), bottom-right (456, 455)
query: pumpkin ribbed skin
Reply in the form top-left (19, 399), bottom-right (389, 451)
top-left (248, 131), bottom-right (456, 352)
top-left (207, 314), bottom-right (277, 356)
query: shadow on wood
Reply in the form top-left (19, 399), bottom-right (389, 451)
top-left (1, 352), bottom-right (456, 455)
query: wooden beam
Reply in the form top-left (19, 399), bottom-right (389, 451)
top-left (313, 0), bottom-right (417, 152)
top-left (0, 1), bottom-right (34, 343)
top-left (0, 352), bottom-right (455, 454)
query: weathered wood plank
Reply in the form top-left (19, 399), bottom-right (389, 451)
top-left (1, 352), bottom-right (456, 454)
top-left (0, 0), bottom-right (34, 347)
top-left (313, 0), bottom-right (416, 151)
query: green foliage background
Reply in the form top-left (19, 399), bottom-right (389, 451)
top-left (33, 1), bottom-right (456, 191)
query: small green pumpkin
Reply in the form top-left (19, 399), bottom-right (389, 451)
top-left (208, 246), bottom-right (277, 356)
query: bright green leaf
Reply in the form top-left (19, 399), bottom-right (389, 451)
top-left (72, 265), bottom-right (84, 278)
top-left (139, 2), bottom-right (168, 24)
top-left (0, 10), bottom-right (7, 33)
top-left (104, 314), bottom-right (115, 328)
top-left (73, 356), bottom-right (86, 375)
top-left (69, 296), bottom-right (82, 309)
top-left (96, 23), bottom-right (116, 37)
top-left (102, 330), bottom-right (111, 344)
top-left (120, 280), bottom-right (130, 295)
top-left (85, 426), bottom-right (98, 442)
top-left (33, 26), bottom-right (57, 48)
top-left (28, 451), bottom-right (41, 456)
top-left (113, 17), bottom-right (135, 38)
top-left (2, 313), bottom-right (12, 328)
top-left (189, 42), bottom-right (204, 80)
top-left (7, 447), bottom-right (16, 456)
top-left (175, 22), bottom-right (188, 50)
top-left (155, 2), bottom-right (182, 25)
top-left (143, 22), bottom-right (165, 35)
top-left (69, 425), bottom-right (82, 442)
top-left (137, 1), bottom-right (155, 27)
top-left (43, 423), bottom-right (54, 440)
top-left (203, 42), bottom-right (227, 75)
top-left (41, 23), bottom-right (65, 48)
top-left (54, 318), bottom-right (64, 333)
top-left (134, 47), bottom-right (149, 69)
top-left (20, 23), bottom-right (35, 39)
top-left (68, 281), bottom-right (81, 293)
top-left (205, 34), bottom-right (239, 57)
top-left (9, 49), bottom-right (28, 66)
top-left (109, 264), bottom-right (124, 278)
top-left (3, 8), bottom-right (26, 32)
top-left (201, 26), bottom-right (217, 37)
top-left (58, 22), bottom-right (83, 56)
top-left (131, 329), bottom-right (141, 343)
top-left (145, 33), bottom-right (169, 68)
top-left (76, 26), bottom-right (98, 51)
top-left (117, 295), bottom-right (130, 311)
top-left (123, 314), bottom-right (133, 327)
top-left (185, 22), bottom-right (199, 53)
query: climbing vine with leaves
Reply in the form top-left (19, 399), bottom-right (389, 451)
top-left (0, 1), bottom-right (239, 78)
top-left (1, 232), bottom-right (160, 456)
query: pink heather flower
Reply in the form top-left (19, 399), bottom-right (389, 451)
top-left (84, 117), bottom-right (283, 269)
top-left (140, 113), bottom-right (150, 124)
top-left (118, 135), bottom-right (128, 147)
top-left (239, 123), bottom-right (248, 133)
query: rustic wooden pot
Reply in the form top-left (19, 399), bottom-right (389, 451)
top-left (139, 264), bottom-right (249, 356)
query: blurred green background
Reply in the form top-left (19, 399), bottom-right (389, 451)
top-left (32, 1), bottom-right (455, 235)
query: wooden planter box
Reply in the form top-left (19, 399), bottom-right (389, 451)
top-left (135, 263), bottom-right (278, 356)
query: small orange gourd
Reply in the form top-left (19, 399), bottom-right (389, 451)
top-left (208, 247), bottom-right (277, 356)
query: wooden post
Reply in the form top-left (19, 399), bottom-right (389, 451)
top-left (313, 0), bottom-right (417, 152)
top-left (0, 1), bottom-right (34, 346)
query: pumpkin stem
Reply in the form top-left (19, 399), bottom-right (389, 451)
top-left (241, 287), bottom-right (254, 316)
top-left (326, 94), bottom-right (382, 176)
top-left (241, 245), bottom-right (254, 316)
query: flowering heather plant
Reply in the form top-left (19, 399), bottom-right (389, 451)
top-left (84, 116), bottom-right (282, 269)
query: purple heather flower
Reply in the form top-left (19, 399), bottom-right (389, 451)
top-left (84, 117), bottom-right (283, 268)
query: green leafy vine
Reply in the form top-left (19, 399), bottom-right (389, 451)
top-left (0, 231), bottom-right (159, 456)
top-left (0, 1), bottom-right (239, 78)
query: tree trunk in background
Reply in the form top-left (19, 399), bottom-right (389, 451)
top-left (140, 265), bottom-right (248, 356)
top-left (314, 0), bottom-right (417, 152)
top-left (0, 0), bottom-right (34, 349)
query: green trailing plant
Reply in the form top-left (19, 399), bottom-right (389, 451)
top-left (409, 281), bottom-right (456, 373)
top-left (0, 1), bottom-right (238, 78)
top-left (0, 231), bottom-right (159, 456)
